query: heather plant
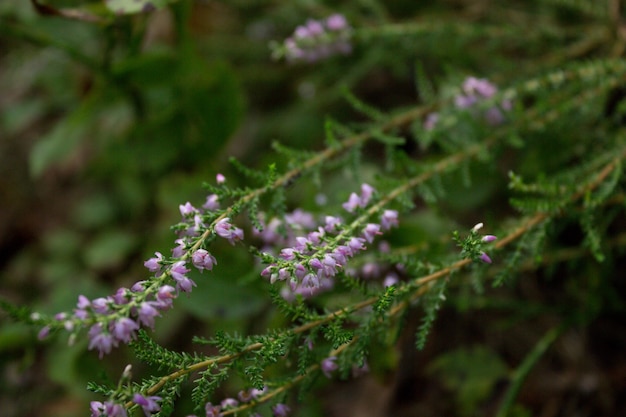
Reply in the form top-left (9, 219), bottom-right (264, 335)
top-left (2, 1), bottom-right (626, 417)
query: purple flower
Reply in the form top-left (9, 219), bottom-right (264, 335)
top-left (321, 356), bottom-right (338, 378)
top-left (144, 252), bottom-right (164, 273)
top-left (285, 209), bottom-right (316, 229)
top-left (104, 402), bottom-right (128, 417)
top-left (220, 398), bottom-right (238, 409)
top-left (301, 273), bottom-right (320, 293)
top-left (347, 237), bottom-right (366, 254)
top-left (91, 401), bottom-right (105, 417)
top-left (482, 235), bottom-right (497, 243)
top-left (362, 223), bottom-right (382, 243)
top-left (172, 238), bottom-right (187, 258)
top-left (38, 325), bottom-right (51, 340)
top-left (171, 261), bottom-right (196, 292)
top-left (321, 254), bottom-right (339, 277)
top-left (133, 394), bottom-right (161, 416)
top-left (203, 194), bottom-right (220, 211)
top-left (479, 252), bottom-right (493, 264)
top-left (279, 15), bottom-right (351, 63)
top-left (326, 14), bottom-right (348, 31)
top-left (360, 183), bottom-right (375, 206)
top-left (216, 173), bottom-right (226, 184)
top-left (179, 202), bottom-right (198, 217)
top-left (280, 248), bottom-right (298, 260)
top-left (324, 216), bottom-right (342, 232)
top-left (272, 403), bottom-right (291, 417)
top-left (88, 324), bottom-right (116, 358)
top-left (238, 387), bottom-right (266, 402)
top-left (113, 287), bottom-right (130, 305)
top-left (383, 273), bottom-right (399, 287)
top-left (77, 294), bottom-right (91, 309)
top-left (91, 297), bottom-right (111, 314)
top-left (381, 210), bottom-right (399, 230)
top-left (463, 76), bottom-right (497, 98)
top-left (137, 302), bottom-right (160, 328)
top-left (205, 403), bottom-right (222, 417)
top-left (342, 192), bottom-right (361, 213)
top-left (454, 77), bottom-right (511, 125)
top-left (214, 218), bottom-right (244, 245)
top-left (111, 317), bottom-right (139, 344)
top-left (155, 285), bottom-right (177, 309)
top-left (192, 249), bottom-right (217, 272)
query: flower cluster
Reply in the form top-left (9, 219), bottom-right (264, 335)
top-left (90, 391), bottom-right (161, 417)
top-left (184, 387), bottom-right (267, 417)
top-left (273, 14), bottom-right (352, 63)
top-left (36, 176), bottom-right (238, 358)
top-left (472, 222), bottom-right (498, 264)
top-left (425, 76), bottom-right (512, 129)
top-left (454, 222), bottom-right (498, 264)
top-left (260, 184), bottom-right (399, 297)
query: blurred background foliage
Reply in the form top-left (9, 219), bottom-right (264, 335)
top-left (1, 0), bottom-right (626, 416)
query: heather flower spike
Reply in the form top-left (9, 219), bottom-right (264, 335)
top-left (274, 14), bottom-right (352, 63)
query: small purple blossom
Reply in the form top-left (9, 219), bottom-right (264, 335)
top-left (111, 317), bottom-right (139, 344)
top-left (155, 285), bottom-right (177, 309)
top-left (482, 235), bottom-right (497, 243)
top-left (172, 238), bottom-right (187, 258)
top-left (77, 294), bottom-right (91, 309)
top-left (381, 210), bottom-right (399, 230)
top-left (220, 398), bottom-right (238, 409)
top-left (203, 194), bottom-right (220, 211)
top-left (88, 323), bottom-right (116, 358)
top-left (144, 252), bottom-right (164, 273)
top-left (360, 183), bottom-right (375, 206)
top-left (479, 252), bottom-right (493, 264)
top-left (326, 14), bottom-right (348, 31)
top-left (272, 403), bottom-right (291, 417)
top-left (362, 223), bottom-right (382, 243)
top-left (455, 77), bottom-right (511, 125)
top-left (278, 14), bottom-right (351, 63)
top-left (179, 202), bottom-right (198, 217)
top-left (214, 218), bottom-right (244, 245)
top-left (321, 356), bottom-right (338, 378)
top-left (171, 261), bottom-right (196, 292)
top-left (133, 394), bottom-right (161, 416)
top-left (205, 403), bottom-right (222, 417)
top-left (192, 249), bottom-right (217, 272)
top-left (216, 173), bottom-right (226, 184)
top-left (91, 401), bottom-right (105, 417)
top-left (384, 273), bottom-right (399, 287)
top-left (137, 302), bottom-right (160, 329)
top-left (38, 325), bottom-right (50, 340)
top-left (324, 215), bottom-right (342, 232)
top-left (342, 192), bottom-right (362, 213)
top-left (112, 287), bottom-right (130, 305)
top-left (91, 297), bottom-right (111, 314)
top-left (104, 401), bottom-right (128, 417)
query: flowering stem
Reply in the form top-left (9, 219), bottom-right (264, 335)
top-left (134, 148), bottom-right (626, 406)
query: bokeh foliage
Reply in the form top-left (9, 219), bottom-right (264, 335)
top-left (1, 1), bottom-right (626, 416)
